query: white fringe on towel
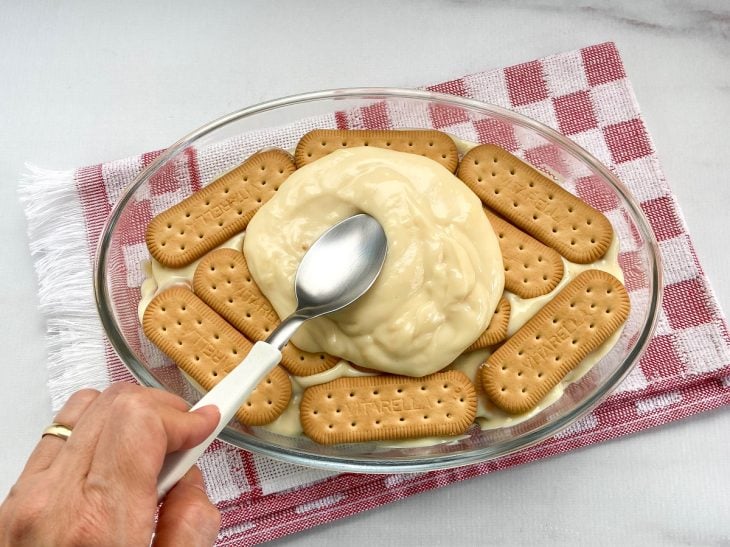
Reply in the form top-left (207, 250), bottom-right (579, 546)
top-left (19, 165), bottom-right (109, 411)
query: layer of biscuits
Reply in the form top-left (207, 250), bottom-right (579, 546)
top-left (139, 129), bottom-right (628, 445)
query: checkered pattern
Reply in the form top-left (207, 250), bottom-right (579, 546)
top-left (30, 43), bottom-right (730, 545)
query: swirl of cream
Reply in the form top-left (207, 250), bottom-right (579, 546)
top-left (244, 147), bottom-right (504, 376)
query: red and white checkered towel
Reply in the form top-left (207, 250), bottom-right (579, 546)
top-left (20, 42), bottom-right (730, 545)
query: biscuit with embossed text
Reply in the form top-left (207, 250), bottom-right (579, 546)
top-left (458, 144), bottom-right (613, 263)
top-left (295, 129), bottom-right (459, 172)
top-left (193, 248), bottom-right (339, 376)
top-left (481, 270), bottom-right (629, 414)
top-left (300, 370), bottom-right (476, 444)
top-left (142, 286), bottom-right (291, 425)
top-left (146, 149), bottom-right (296, 268)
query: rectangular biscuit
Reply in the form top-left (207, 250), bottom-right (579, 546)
top-left (466, 296), bottom-right (510, 351)
top-left (458, 144), bottom-right (613, 263)
top-left (146, 149), bottom-right (296, 268)
top-left (480, 269), bottom-right (630, 414)
top-left (484, 208), bottom-right (565, 299)
top-left (192, 248), bottom-right (340, 376)
top-left (300, 371), bottom-right (476, 444)
top-left (142, 286), bottom-right (292, 425)
top-left (294, 129), bottom-right (459, 172)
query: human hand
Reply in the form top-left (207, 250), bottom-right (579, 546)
top-left (0, 383), bottom-right (222, 546)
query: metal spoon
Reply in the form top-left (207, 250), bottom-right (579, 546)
top-left (157, 213), bottom-right (387, 498)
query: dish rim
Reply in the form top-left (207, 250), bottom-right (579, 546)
top-left (93, 87), bottom-right (662, 473)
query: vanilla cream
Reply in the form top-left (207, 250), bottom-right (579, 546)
top-left (243, 147), bottom-right (505, 376)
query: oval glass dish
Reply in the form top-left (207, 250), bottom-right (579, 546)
top-left (94, 88), bottom-right (661, 473)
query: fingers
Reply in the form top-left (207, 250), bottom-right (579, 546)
top-left (20, 389), bottom-right (100, 476)
top-left (53, 383), bottom-right (196, 475)
top-left (84, 390), bottom-right (219, 498)
top-left (153, 466), bottom-right (220, 547)
top-left (7, 383), bottom-right (220, 547)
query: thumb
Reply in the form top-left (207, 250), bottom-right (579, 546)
top-left (167, 404), bottom-right (221, 454)
top-left (153, 466), bottom-right (220, 547)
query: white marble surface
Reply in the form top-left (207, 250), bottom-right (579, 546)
top-left (1, 1), bottom-right (729, 545)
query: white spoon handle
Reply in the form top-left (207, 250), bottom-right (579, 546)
top-left (156, 341), bottom-right (282, 500)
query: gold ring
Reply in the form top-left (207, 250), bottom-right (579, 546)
top-left (42, 422), bottom-right (73, 441)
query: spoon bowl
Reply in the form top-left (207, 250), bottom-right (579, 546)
top-left (297, 214), bottom-right (387, 313)
top-left (156, 213), bottom-right (387, 498)
top-left (268, 214), bottom-right (388, 349)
